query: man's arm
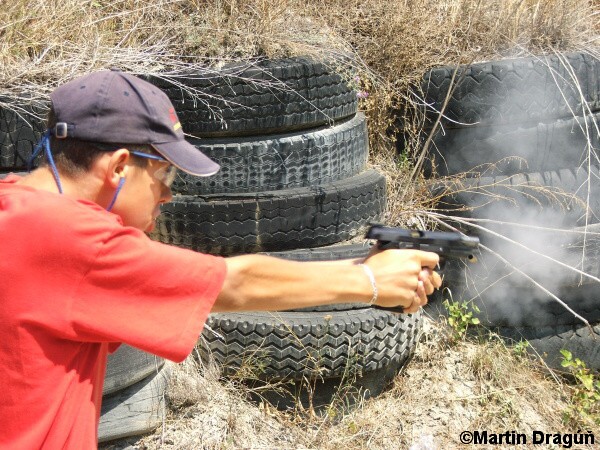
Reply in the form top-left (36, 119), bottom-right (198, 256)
top-left (213, 249), bottom-right (441, 313)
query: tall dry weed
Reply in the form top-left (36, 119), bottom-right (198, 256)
top-left (1, 0), bottom-right (598, 220)
top-left (2, 1), bottom-right (595, 89)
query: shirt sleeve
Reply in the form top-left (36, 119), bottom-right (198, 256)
top-left (69, 226), bottom-right (227, 363)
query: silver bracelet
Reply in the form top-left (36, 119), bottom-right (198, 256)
top-left (359, 264), bottom-right (378, 305)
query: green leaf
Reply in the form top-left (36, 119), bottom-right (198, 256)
top-left (560, 349), bottom-right (572, 360)
top-left (581, 377), bottom-right (594, 391)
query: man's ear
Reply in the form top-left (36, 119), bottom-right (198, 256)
top-left (106, 149), bottom-right (131, 187)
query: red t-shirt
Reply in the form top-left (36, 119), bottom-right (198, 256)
top-left (0, 175), bottom-right (227, 449)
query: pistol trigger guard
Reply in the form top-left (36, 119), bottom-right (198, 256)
top-left (437, 257), bottom-right (447, 271)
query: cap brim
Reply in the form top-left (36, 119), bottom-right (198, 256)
top-left (153, 140), bottom-right (220, 177)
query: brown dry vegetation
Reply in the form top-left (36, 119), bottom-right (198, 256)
top-left (2, 0), bottom-right (599, 227)
top-left (2, 0), bottom-right (598, 134)
top-left (2, 1), bottom-right (598, 175)
top-left (105, 319), bottom-right (600, 449)
top-left (4, 1), bottom-right (600, 448)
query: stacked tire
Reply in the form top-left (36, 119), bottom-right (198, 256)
top-left (408, 52), bottom-right (600, 370)
top-left (98, 346), bottom-right (167, 444)
top-left (148, 57), bottom-right (423, 408)
top-left (0, 99), bottom-right (46, 174)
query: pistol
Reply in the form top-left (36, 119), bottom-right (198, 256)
top-left (365, 224), bottom-right (480, 313)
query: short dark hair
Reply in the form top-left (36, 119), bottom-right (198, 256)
top-left (40, 108), bottom-right (156, 177)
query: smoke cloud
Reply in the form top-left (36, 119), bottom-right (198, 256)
top-left (430, 59), bottom-right (600, 328)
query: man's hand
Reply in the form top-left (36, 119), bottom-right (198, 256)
top-left (361, 249), bottom-right (442, 312)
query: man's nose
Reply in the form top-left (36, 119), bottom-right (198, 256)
top-left (160, 185), bottom-right (173, 204)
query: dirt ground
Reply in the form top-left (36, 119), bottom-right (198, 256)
top-left (100, 316), bottom-right (599, 450)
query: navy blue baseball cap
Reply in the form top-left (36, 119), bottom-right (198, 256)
top-left (49, 69), bottom-right (219, 177)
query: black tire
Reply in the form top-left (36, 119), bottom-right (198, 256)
top-left (145, 57), bottom-right (358, 137)
top-left (0, 171), bottom-right (27, 180)
top-left (495, 323), bottom-right (600, 371)
top-left (171, 114), bottom-right (368, 195)
top-left (0, 101), bottom-right (47, 171)
top-left (98, 365), bottom-right (170, 443)
top-left (104, 345), bottom-right (165, 395)
top-left (432, 165), bottom-right (600, 230)
top-left (261, 242), bottom-right (371, 261)
top-left (421, 112), bottom-right (600, 176)
top-left (152, 169), bottom-right (386, 256)
top-left (248, 358), bottom-right (407, 411)
top-left (199, 308), bottom-right (422, 380)
top-left (427, 226), bottom-right (600, 327)
top-left (263, 242), bottom-right (373, 312)
top-left (421, 52), bottom-right (600, 128)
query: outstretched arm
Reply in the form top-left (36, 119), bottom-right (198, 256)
top-left (213, 249), bottom-right (441, 313)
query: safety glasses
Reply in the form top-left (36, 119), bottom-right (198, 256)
top-left (130, 151), bottom-right (177, 187)
top-left (152, 164), bottom-right (177, 188)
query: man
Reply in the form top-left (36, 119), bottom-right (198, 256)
top-left (0, 69), bottom-right (441, 449)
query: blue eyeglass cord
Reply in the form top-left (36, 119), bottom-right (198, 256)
top-left (106, 176), bottom-right (126, 212)
top-left (29, 131), bottom-right (127, 211)
top-left (129, 151), bottom-right (167, 162)
top-left (29, 131), bottom-right (64, 194)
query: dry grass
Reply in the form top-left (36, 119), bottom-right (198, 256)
top-left (316, 322), bottom-right (577, 450)
top-left (101, 319), bottom-right (600, 450)
top-left (1, 1), bottom-right (597, 134)
top-left (2, 2), bottom-right (598, 209)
